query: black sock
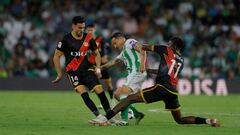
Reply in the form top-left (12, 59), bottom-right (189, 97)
top-left (81, 92), bottom-right (99, 117)
top-left (108, 90), bottom-right (113, 99)
top-left (195, 117), bottom-right (207, 124)
top-left (106, 110), bottom-right (115, 120)
top-left (97, 91), bottom-right (111, 113)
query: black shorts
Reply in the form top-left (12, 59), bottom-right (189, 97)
top-left (67, 70), bottom-right (101, 92)
top-left (141, 84), bottom-right (180, 111)
top-left (101, 69), bottom-right (110, 79)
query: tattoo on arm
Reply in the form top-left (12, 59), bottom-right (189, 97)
top-left (101, 58), bottom-right (122, 69)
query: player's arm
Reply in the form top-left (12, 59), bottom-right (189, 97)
top-left (133, 42), bottom-right (146, 73)
top-left (100, 58), bottom-right (122, 70)
top-left (92, 49), bottom-right (102, 78)
top-left (146, 68), bottom-right (158, 74)
top-left (141, 44), bottom-right (154, 52)
top-left (89, 38), bottom-right (102, 78)
top-left (136, 43), bottom-right (165, 54)
top-left (52, 49), bottom-right (64, 83)
top-left (101, 55), bottom-right (108, 64)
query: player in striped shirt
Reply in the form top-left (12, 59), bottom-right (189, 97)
top-left (101, 32), bottom-right (146, 125)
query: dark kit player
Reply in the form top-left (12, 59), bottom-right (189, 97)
top-left (52, 16), bottom-right (112, 123)
top-left (91, 37), bottom-right (221, 127)
top-left (86, 23), bottom-right (115, 107)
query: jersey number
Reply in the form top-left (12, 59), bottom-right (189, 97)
top-left (168, 59), bottom-right (182, 78)
top-left (70, 76), bottom-right (79, 82)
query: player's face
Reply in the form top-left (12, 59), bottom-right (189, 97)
top-left (72, 23), bottom-right (85, 37)
top-left (86, 27), bottom-right (95, 36)
top-left (167, 40), bottom-right (173, 47)
top-left (111, 37), bottom-right (124, 50)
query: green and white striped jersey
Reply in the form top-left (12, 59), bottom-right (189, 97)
top-left (116, 39), bottom-right (142, 74)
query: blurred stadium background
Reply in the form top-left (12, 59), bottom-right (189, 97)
top-left (0, 0), bottom-right (240, 135)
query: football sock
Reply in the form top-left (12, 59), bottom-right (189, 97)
top-left (97, 91), bottom-right (111, 113)
top-left (108, 89), bottom-right (114, 99)
top-left (121, 105), bottom-right (130, 121)
top-left (81, 92), bottom-right (99, 116)
top-left (129, 104), bottom-right (140, 117)
top-left (106, 110), bottom-right (115, 120)
top-left (195, 117), bottom-right (207, 124)
top-left (120, 94), bottom-right (129, 121)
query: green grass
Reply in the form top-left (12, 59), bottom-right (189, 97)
top-left (0, 91), bottom-right (240, 135)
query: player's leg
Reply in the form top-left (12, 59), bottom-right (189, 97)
top-left (85, 70), bottom-right (111, 114)
top-left (92, 85), bottom-right (159, 126)
top-left (93, 85), bottom-right (111, 113)
top-left (166, 94), bottom-right (221, 127)
top-left (171, 109), bottom-right (221, 127)
top-left (103, 78), bottom-right (113, 99)
top-left (103, 78), bottom-right (116, 107)
top-left (117, 73), bottom-right (146, 123)
top-left (67, 74), bottom-right (100, 117)
top-left (101, 70), bottom-right (114, 99)
top-left (114, 86), bottom-right (131, 122)
top-left (75, 85), bottom-right (100, 117)
top-left (82, 71), bottom-right (112, 124)
top-left (106, 91), bottom-right (144, 120)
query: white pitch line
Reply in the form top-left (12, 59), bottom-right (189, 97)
top-left (148, 109), bottom-right (240, 117)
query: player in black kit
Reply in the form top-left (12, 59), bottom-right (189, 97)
top-left (52, 16), bottom-right (112, 123)
top-left (86, 23), bottom-right (115, 108)
top-left (90, 37), bottom-right (221, 127)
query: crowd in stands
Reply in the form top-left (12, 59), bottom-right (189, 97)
top-left (0, 0), bottom-right (240, 80)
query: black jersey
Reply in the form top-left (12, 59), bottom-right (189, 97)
top-left (154, 45), bottom-right (184, 94)
top-left (95, 36), bottom-right (105, 56)
top-left (88, 35), bottom-right (106, 64)
top-left (56, 33), bottom-right (97, 74)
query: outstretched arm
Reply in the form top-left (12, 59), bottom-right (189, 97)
top-left (141, 44), bottom-right (155, 52)
top-left (134, 43), bottom-right (147, 73)
top-left (134, 43), bottom-right (155, 52)
top-left (52, 49), bottom-right (64, 83)
top-left (146, 68), bottom-right (158, 74)
top-left (101, 58), bottom-right (122, 70)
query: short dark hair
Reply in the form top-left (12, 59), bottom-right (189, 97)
top-left (169, 37), bottom-right (184, 53)
top-left (72, 16), bottom-right (85, 24)
top-left (86, 23), bottom-right (95, 28)
top-left (110, 32), bottom-right (124, 39)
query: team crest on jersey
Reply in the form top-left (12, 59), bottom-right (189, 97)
top-left (83, 42), bottom-right (89, 47)
top-left (73, 81), bottom-right (79, 86)
top-left (57, 42), bottom-right (62, 48)
top-left (96, 42), bottom-right (99, 46)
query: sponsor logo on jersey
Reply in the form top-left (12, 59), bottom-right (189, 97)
top-left (70, 51), bottom-right (88, 56)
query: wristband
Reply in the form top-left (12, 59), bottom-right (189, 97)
top-left (96, 68), bottom-right (101, 74)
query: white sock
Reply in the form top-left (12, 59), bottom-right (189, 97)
top-left (206, 119), bottom-right (211, 124)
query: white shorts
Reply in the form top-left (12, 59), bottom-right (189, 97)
top-left (123, 71), bottom-right (147, 93)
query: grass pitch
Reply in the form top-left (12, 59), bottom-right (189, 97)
top-left (0, 91), bottom-right (239, 135)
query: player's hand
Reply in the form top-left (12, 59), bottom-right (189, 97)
top-left (52, 75), bottom-right (62, 84)
top-left (139, 64), bottom-right (146, 73)
top-left (95, 68), bottom-right (102, 78)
